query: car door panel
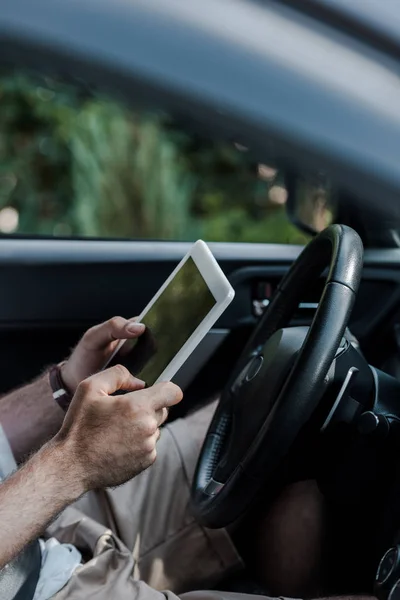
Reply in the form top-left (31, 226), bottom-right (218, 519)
top-left (1, 240), bottom-right (400, 417)
top-left (0, 240), bottom-right (293, 402)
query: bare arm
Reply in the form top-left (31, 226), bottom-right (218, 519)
top-left (0, 317), bottom-right (145, 463)
top-left (0, 365), bottom-right (182, 569)
top-left (0, 373), bottom-right (64, 463)
top-left (0, 438), bottom-right (83, 568)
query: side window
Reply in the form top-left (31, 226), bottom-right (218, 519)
top-left (0, 72), bottom-right (309, 244)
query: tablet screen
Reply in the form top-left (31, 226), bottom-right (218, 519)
top-left (110, 257), bottom-right (216, 386)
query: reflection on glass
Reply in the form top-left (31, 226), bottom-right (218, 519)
top-left (295, 179), bottom-right (336, 232)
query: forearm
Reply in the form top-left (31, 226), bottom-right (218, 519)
top-left (0, 372), bottom-right (65, 463)
top-left (0, 438), bottom-right (84, 569)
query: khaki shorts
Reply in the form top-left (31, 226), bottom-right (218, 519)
top-left (48, 402), bottom-right (256, 600)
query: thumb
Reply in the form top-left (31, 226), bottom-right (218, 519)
top-left (136, 382), bottom-right (183, 410)
top-left (82, 365), bottom-right (145, 396)
top-left (84, 316), bottom-right (145, 349)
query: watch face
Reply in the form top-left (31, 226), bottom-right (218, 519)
top-left (378, 548), bottom-right (397, 584)
top-left (388, 579), bottom-right (400, 600)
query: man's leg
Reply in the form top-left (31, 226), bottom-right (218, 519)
top-left (48, 400), bottom-right (368, 600)
top-left (48, 401), bottom-right (243, 596)
top-left (244, 480), bottom-right (327, 597)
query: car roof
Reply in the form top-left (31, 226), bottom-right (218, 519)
top-left (316, 0), bottom-right (400, 35)
top-left (280, 0), bottom-right (400, 59)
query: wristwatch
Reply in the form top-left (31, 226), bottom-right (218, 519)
top-left (49, 362), bottom-right (73, 412)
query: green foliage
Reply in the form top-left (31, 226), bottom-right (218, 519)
top-left (0, 71), bottom-right (309, 244)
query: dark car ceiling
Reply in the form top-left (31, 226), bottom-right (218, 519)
top-left (308, 0), bottom-right (400, 46)
top-left (277, 0), bottom-right (400, 62)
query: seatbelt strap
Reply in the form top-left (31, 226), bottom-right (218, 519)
top-left (0, 540), bottom-right (42, 600)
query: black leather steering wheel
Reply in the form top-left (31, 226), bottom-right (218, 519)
top-left (191, 224), bottom-right (364, 528)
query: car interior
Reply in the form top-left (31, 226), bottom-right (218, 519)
top-left (1, 74), bottom-right (400, 598)
top-left (2, 1), bottom-right (400, 597)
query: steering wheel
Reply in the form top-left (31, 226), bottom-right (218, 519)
top-left (191, 224), bottom-right (364, 528)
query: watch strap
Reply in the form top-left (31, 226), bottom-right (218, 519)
top-left (49, 363), bottom-right (73, 412)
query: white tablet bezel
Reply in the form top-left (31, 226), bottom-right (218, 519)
top-left (105, 239), bottom-right (235, 383)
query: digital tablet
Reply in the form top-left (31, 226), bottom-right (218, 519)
top-left (105, 240), bottom-right (235, 386)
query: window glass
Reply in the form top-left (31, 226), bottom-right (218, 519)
top-left (0, 71), bottom-right (310, 244)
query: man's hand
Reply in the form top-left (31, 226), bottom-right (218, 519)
top-left (56, 365), bottom-right (183, 490)
top-left (61, 317), bottom-right (145, 394)
top-left (0, 317), bottom-right (146, 463)
top-left (0, 366), bottom-right (182, 568)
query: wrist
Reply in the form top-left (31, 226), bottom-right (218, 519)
top-left (49, 363), bottom-right (74, 413)
top-left (41, 437), bottom-right (88, 501)
top-left (59, 361), bottom-right (77, 395)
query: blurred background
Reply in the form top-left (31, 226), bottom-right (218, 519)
top-left (0, 71), bottom-right (311, 244)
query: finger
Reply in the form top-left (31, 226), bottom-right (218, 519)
top-left (149, 429), bottom-right (161, 447)
top-left (155, 407), bottom-right (169, 427)
top-left (85, 317), bottom-right (145, 349)
top-left (83, 365), bottom-right (145, 396)
top-left (125, 317), bottom-right (146, 337)
top-left (147, 382), bottom-right (183, 410)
